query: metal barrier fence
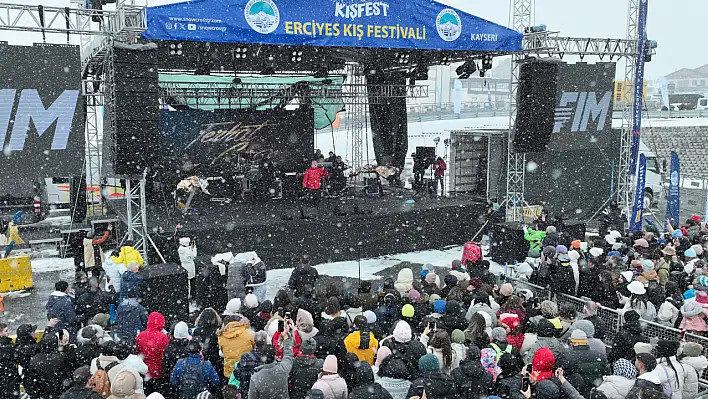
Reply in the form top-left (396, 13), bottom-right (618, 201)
top-left (504, 275), bottom-right (708, 395)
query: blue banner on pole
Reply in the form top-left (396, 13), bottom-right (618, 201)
top-left (628, 0), bottom-right (649, 174)
top-left (142, 0), bottom-right (522, 52)
top-left (629, 153), bottom-right (647, 233)
top-left (665, 151), bottom-right (680, 228)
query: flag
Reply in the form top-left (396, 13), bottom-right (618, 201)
top-left (665, 151), bottom-right (680, 229)
top-left (628, 0), bottom-right (649, 174)
top-left (453, 80), bottom-right (462, 115)
top-left (629, 154), bottom-right (647, 233)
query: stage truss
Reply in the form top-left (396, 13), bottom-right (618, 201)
top-left (503, 0), bottom-right (644, 221)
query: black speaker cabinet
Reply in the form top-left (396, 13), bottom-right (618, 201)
top-left (139, 263), bottom-right (189, 325)
top-left (513, 60), bottom-right (560, 153)
top-left (489, 222), bottom-right (528, 264)
top-left (562, 221), bottom-right (587, 242)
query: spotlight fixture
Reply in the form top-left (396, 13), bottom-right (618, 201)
top-left (440, 55), bottom-right (451, 64)
top-left (455, 61), bottom-right (477, 79)
top-left (234, 47), bottom-right (248, 59)
top-left (524, 24), bottom-right (547, 33)
top-left (394, 52), bottom-right (410, 64)
top-left (482, 54), bottom-right (493, 70)
top-left (168, 43), bottom-right (183, 56)
top-left (291, 50), bottom-right (303, 63)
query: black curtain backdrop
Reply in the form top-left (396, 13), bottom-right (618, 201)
top-left (367, 72), bottom-right (408, 171)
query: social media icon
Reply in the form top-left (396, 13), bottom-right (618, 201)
top-left (188, 24), bottom-right (197, 30)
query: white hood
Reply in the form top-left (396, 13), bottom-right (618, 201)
top-left (682, 356), bottom-right (708, 374)
top-left (639, 370), bottom-right (662, 384)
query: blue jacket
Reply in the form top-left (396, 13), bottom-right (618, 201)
top-left (119, 271), bottom-right (143, 302)
top-left (170, 355), bottom-right (221, 389)
top-left (115, 299), bottom-right (148, 342)
top-left (45, 291), bottom-right (80, 334)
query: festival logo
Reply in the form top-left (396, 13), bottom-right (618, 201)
top-left (436, 8), bottom-right (461, 41)
top-left (671, 170), bottom-right (679, 187)
top-left (244, 0), bottom-right (280, 34)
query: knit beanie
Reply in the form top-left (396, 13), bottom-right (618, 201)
top-left (223, 298), bottom-right (242, 315)
top-left (375, 346), bottom-right (392, 367)
top-left (642, 260), bottom-right (655, 272)
top-left (452, 259), bottom-right (463, 270)
top-left (433, 300), bottom-right (446, 314)
top-left (244, 294), bottom-right (259, 309)
top-left (418, 354), bottom-right (440, 373)
top-left (425, 272), bottom-right (437, 285)
top-left (363, 310), bottom-right (377, 324)
top-left (408, 289), bottom-right (421, 304)
top-left (401, 304), bottom-right (415, 318)
top-left (624, 310), bottom-right (640, 323)
top-left (491, 327), bottom-right (507, 342)
top-left (428, 294), bottom-right (441, 304)
top-left (683, 342), bottom-right (705, 358)
top-left (173, 321), bottom-right (191, 340)
top-left (499, 283), bottom-right (514, 297)
top-left (300, 338), bottom-right (317, 355)
top-left (323, 354), bottom-right (338, 373)
top-left (672, 230), bottom-right (684, 239)
top-left (451, 329), bottom-right (466, 344)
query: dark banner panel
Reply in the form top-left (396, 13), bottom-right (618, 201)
top-left (0, 44), bottom-right (85, 179)
top-left (158, 108), bottom-right (314, 177)
top-left (547, 62), bottom-right (616, 152)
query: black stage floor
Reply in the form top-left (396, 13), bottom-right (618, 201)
top-left (139, 190), bottom-right (487, 268)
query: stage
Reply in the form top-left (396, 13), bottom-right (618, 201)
top-left (139, 190), bottom-right (487, 268)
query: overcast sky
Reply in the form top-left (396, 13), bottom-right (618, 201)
top-left (7, 0), bottom-right (706, 79)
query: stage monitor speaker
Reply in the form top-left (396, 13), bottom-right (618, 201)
top-left (489, 222), bottom-right (528, 264)
top-left (109, 46), bottom-right (160, 176)
top-left (562, 220), bottom-right (586, 242)
top-left (139, 263), bottom-right (189, 325)
top-left (513, 61), bottom-right (560, 153)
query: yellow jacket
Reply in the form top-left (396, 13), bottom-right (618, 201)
top-left (344, 330), bottom-right (378, 365)
top-left (111, 246), bottom-right (144, 267)
top-left (6, 223), bottom-right (24, 245)
top-left (217, 320), bottom-right (255, 377)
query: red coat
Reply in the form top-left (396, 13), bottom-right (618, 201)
top-left (303, 167), bottom-right (326, 190)
top-left (136, 312), bottom-right (170, 379)
top-left (433, 160), bottom-right (447, 177)
top-left (272, 330), bottom-right (302, 360)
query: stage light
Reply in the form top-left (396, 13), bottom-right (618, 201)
top-left (441, 55), bottom-right (451, 64)
top-left (525, 24), bottom-right (547, 33)
top-left (291, 50), bottom-right (303, 63)
top-left (395, 52), bottom-right (410, 64)
top-left (456, 61), bottom-right (476, 79)
top-left (234, 47), bottom-right (248, 59)
top-left (168, 43), bottom-right (183, 56)
top-left (482, 54), bottom-right (493, 70)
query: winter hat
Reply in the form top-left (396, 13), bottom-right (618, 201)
top-left (375, 346), bottom-right (392, 367)
top-left (297, 309), bottom-right (315, 333)
top-left (517, 289), bottom-right (533, 302)
top-left (557, 252), bottom-right (570, 262)
top-left (109, 369), bottom-right (142, 398)
top-left (555, 245), bottom-right (568, 254)
top-left (683, 289), bottom-right (696, 300)
top-left (657, 238), bottom-right (667, 244)
top-left (196, 392), bottom-right (212, 399)
top-left (452, 259), bottom-right (463, 270)
top-left (605, 234), bottom-right (616, 245)
top-left (570, 329), bottom-right (588, 345)
top-left (685, 248), bottom-right (698, 258)
top-left (451, 329), bottom-right (466, 344)
top-left (92, 313), bottom-right (110, 329)
top-left (146, 394), bottom-right (166, 399)
top-left (699, 276), bottom-right (708, 287)
top-left (537, 319), bottom-right (556, 338)
top-left (401, 304), bottom-right (415, 318)
top-left (542, 246), bottom-right (556, 258)
top-left (420, 264), bottom-right (432, 278)
top-left (589, 247), bottom-right (604, 257)
top-left (433, 300), bottom-right (446, 314)
top-left (244, 294), bottom-right (259, 309)
top-left (634, 238), bottom-right (649, 248)
top-left (627, 281), bottom-right (646, 295)
top-left (418, 354), bottom-right (441, 373)
top-left (425, 272), bottom-right (437, 285)
top-left (608, 250), bottom-right (621, 257)
top-left (620, 271), bottom-right (634, 283)
top-left (692, 244), bottom-right (704, 256)
top-left (323, 354), bottom-right (338, 373)
top-left (613, 358), bottom-right (637, 380)
top-left (546, 226), bottom-right (557, 234)
top-left (491, 327), bottom-right (507, 342)
top-left (571, 240), bottom-right (582, 249)
top-left (179, 237), bottom-right (190, 246)
top-left (672, 230), bottom-right (684, 239)
top-left (633, 342), bottom-right (652, 355)
top-left (392, 320), bottom-right (412, 343)
top-left (642, 260), bottom-right (655, 272)
top-left (532, 348), bottom-right (556, 382)
top-left (301, 338), bottom-right (317, 355)
top-left (428, 294), bottom-right (441, 304)
top-left (662, 246), bottom-right (677, 257)
top-left (173, 321), bottom-right (191, 340)
top-left (363, 310), bottom-right (377, 324)
top-left (223, 298), bottom-right (242, 315)
top-left (571, 320), bottom-right (595, 338)
top-left (499, 283), bottom-right (514, 297)
top-left (610, 230), bottom-right (622, 239)
top-left (683, 342), bottom-right (705, 358)
top-left (499, 314), bottom-right (520, 331)
top-left (696, 291), bottom-right (708, 304)
top-left (408, 289), bottom-right (421, 303)
top-left (682, 301), bottom-right (705, 317)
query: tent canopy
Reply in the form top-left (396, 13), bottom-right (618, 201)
top-left (142, 0), bottom-right (522, 53)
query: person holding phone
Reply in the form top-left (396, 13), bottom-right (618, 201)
top-left (248, 320), bottom-right (295, 399)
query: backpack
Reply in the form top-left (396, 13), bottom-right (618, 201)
top-left (87, 358), bottom-right (119, 398)
top-left (178, 359), bottom-right (206, 399)
top-left (490, 343), bottom-right (512, 362)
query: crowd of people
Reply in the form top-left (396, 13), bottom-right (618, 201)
top-left (3, 212), bottom-right (708, 399)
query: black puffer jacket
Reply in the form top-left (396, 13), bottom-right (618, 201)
top-left (607, 320), bottom-right (643, 363)
top-left (450, 358), bottom-right (494, 398)
top-left (440, 300), bottom-right (467, 335)
top-left (287, 264), bottom-right (319, 294)
top-left (383, 336), bottom-right (427, 380)
top-left (29, 336), bottom-right (73, 398)
top-left (408, 372), bottom-right (457, 399)
top-left (15, 326), bottom-right (40, 398)
top-left (162, 338), bottom-right (190, 379)
top-left (494, 372), bottom-right (522, 399)
top-left (348, 362), bottom-right (393, 399)
top-left (289, 354), bottom-right (324, 399)
top-left (0, 336), bottom-right (19, 398)
top-left (59, 386), bottom-right (102, 399)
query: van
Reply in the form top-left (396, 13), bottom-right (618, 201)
top-left (698, 98), bottom-right (708, 111)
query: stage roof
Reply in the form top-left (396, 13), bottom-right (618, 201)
top-left (142, 0), bottom-right (522, 53)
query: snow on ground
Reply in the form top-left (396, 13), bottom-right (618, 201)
top-left (31, 257), bottom-right (74, 274)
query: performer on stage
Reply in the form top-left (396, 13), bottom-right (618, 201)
top-left (332, 155), bottom-right (349, 193)
top-left (433, 157), bottom-right (447, 197)
top-left (302, 160), bottom-right (327, 206)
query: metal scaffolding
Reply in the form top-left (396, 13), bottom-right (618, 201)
top-left (344, 63), bottom-right (369, 170)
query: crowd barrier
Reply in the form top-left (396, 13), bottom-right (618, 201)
top-left (504, 276), bottom-right (708, 396)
